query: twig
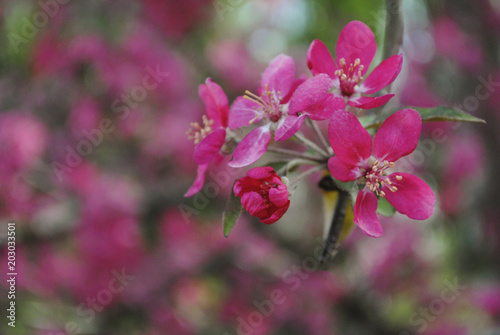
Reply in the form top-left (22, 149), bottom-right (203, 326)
top-left (307, 118), bottom-right (333, 155)
top-left (289, 164), bottom-right (327, 188)
top-left (293, 132), bottom-right (330, 158)
top-left (267, 147), bottom-right (324, 163)
top-left (382, 0), bottom-right (403, 61)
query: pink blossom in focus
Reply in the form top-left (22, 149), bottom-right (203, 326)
top-left (233, 166), bottom-right (290, 224)
top-left (228, 55), bottom-right (340, 167)
top-left (328, 109), bottom-right (435, 237)
top-left (307, 21), bottom-right (403, 109)
top-left (185, 78), bottom-right (229, 197)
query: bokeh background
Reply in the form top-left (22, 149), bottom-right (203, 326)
top-left (1, 0), bottom-right (500, 334)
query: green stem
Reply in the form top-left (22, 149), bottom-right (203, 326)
top-left (293, 132), bottom-right (330, 158)
top-left (289, 164), bottom-right (327, 188)
top-left (267, 147), bottom-right (324, 163)
top-left (307, 119), bottom-right (332, 155)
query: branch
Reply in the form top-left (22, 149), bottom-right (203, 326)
top-left (382, 0), bottom-right (403, 61)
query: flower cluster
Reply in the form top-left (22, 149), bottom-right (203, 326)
top-left (186, 21), bottom-right (435, 238)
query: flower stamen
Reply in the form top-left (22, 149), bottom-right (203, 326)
top-left (186, 115), bottom-right (214, 145)
top-left (334, 57), bottom-right (364, 96)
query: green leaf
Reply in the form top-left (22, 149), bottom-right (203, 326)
top-left (366, 106), bottom-right (486, 129)
top-left (222, 183), bottom-right (243, 238)
top-left (376, 197), bottom-right (396, 217)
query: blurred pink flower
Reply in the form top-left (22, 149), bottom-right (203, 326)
top-left (433, 17), bottom-right (483, 71)
top-left (0, 112), bottom-right (48, 175)
top-left (207, 40), bottom-right (261, 91)
top-left (141, 0), bottom-right (211, 38)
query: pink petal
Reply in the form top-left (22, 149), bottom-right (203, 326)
top-left (241, 191), bottom-right (266, 217)
top-left (228, 96), bottom-right (260, 129)
top-left (374, 109), bottom-right (422, 162)
top-left (347, 94), bottom-right (394, 109)
top-left (260, 204), bottom-right (289, 224)
top-left (306, 95), bottom-right (346, 121)
top-left (198, 78), bottom-right (229, 128)
top-left (307, 39), bottom-right (337, 78)
top-left (269, 187), bottom-right (289, 207)
top-left (274, 114), bottom-right (306, 141)
top-left (184, 164), bottom-right (208, 197)
top-left (193, 128), bottom-right (226, 165)
top-left (228, 125), bottom-right (271, 168)
top-left (383, 173), bottom-right (435, 220)
top-left (260, 54), bottom-right (295, 97)
top-left (281, 77), bottom-right (307, 104)
top-left (328, 110), bottom-right (372, 166)
top-left (288, 74), bottom-right (333, 115)
top-left (360, 54), bottom-right (403, 94)
top-left (336, 21), bottom-right (376, 76)
top-left (354, 188), bottom-right (383, 237)
top-left (328, 156), bottom-right (360, 182)
top-left (246, 166), bottom-right (274, 179)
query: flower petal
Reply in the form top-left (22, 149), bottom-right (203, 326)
top-left (228, 125), bottom-right (271, 168)
top-left (184, 164), bottom-right (208, 197)
top-left (260, 54), bottom-right (295, 97)
top-left (228, 96), bottom-right (260, 129)
top-left (354, 188), bottom-right (383, 237)
top-left (383, 173), bottom-right (435, 220)
top-left (347, 94), bottom-right (394, 109)
top-left (274, 114), bottom-right (306, 141)
top-left (241, 191), bottom-right (267, 217)
top-left (374, 109), bottom-right (422, 162)
top-left (246, 166), bottom-right (275, 179)
top-left (360, 54), bottom-right (403, 94)
top-left (307, 39), bottom-right (337, 78)
top-left (288, 74), bottom-right (333, 115)
top-left (336, 21), bottom-right (376, 76)
top-left (198, 78), bottom-right (229, 128)
top-left (328, 110), bottom-right (372, 166)
top-left (328, 156), bottom-right (360, 182)
top-left (269, 187), bottom-right (289, 207)
top-left (193, 128), bottom-right (226, 165)
top-left (260, 204), bottom-right (289, 224)
top-left (281, 77), bottom-right (307, 104)
top-left (306, 95), bottom-right (346, 121)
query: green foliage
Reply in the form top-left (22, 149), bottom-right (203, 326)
top-left (222, 183), bottom-right (243, 237)
top-left (366, 106), bottom-right (486, 129)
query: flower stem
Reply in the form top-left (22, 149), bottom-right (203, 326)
top-left (289, 164), bottom-right (327, 188)
top-left (267, 147), bottom-right (324, 163)
top-left (293, 132), bottom-right (330, 158)
top-left (307, 119), bottom-right (333, 155)
top-left (383, 0), bottom-right (403, 61)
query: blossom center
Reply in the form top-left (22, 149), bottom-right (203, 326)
top-left (244, 85), bottom-right (283, 123)
top-left (186, 114), bottom-right (214, 145)
top-left (260, 181), bottom-right (279, 208)
top-left (363, 160), bottom-right (401, 197)
top-left (334, 58), bottom-right (364, 96)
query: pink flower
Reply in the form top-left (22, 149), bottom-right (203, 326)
top-left (185, 78), bottom-right (229, 197)
top-left (307, 21), bottom-right (403, 109)
top-left (234, 167), bottom-right (290, 224)
top-left (228, 55), bottom-right (340, 167)
top-left (327, 109), bottom-right (435, 237)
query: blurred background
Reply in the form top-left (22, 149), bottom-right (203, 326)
top-left (0, 0), bottom-right (500, 334)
